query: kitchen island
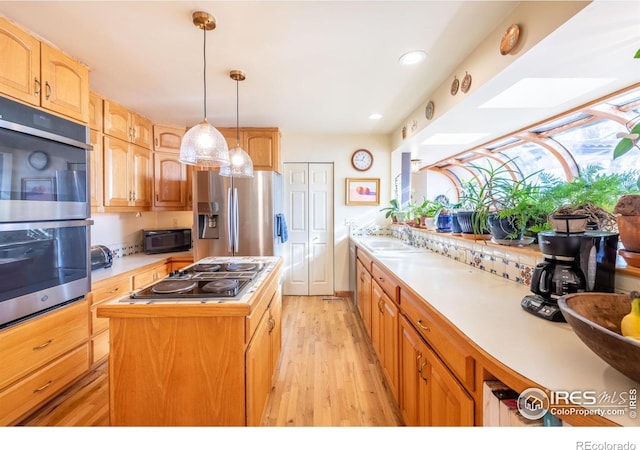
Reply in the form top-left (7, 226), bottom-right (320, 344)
top-left (97, 256), bottom-right (282, 426)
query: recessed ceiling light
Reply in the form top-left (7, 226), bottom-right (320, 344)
top-left (480, 77), bottom-right (615, 109)
top-left (399, 50), bottom-right (427, 66)
top-left (421, 133), bottom-right (489, 146)
top-left (369, 113), bottom-right (383, 120)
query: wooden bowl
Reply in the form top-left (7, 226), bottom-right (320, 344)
top-left (558, 293), bottom-right (640, 383)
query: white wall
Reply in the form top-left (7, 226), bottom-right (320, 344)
top-left (281, 132), bottom-right (392, 292)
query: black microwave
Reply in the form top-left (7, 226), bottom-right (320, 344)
top-left (142, 228), bottom-right (192, 254)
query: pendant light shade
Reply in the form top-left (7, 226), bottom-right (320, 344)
top-left (220, 69), bottom-right (254, 178)
top-left (179, 11), bottom-right (229, 167)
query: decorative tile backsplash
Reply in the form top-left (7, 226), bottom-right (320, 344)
top-left (353, 224), bottom-right (640, 293)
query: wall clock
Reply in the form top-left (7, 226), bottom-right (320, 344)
top-left (351, 149), bottom-right (373, 171)
top-left (28, 151), bottom-right (49, 170)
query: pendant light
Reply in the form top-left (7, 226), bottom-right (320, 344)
top-left (220, 70), bottom-right (254, 178)
top-left (179, 11), bottom-right (229, 167)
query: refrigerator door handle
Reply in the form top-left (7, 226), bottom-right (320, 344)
top-left (227, 187), bottom-right (233, 253)
top-left (234, 187), bottom-right (239, 253)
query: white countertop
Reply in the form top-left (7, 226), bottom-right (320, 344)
top-left (352, 236), bottom-right (640, 427)
top-left (89, 251), bottom-right (193, 283)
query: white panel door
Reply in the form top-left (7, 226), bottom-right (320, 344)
top-left (309, 163), bottom-right (334, 295)
top-left (283, 163), bottom-right (309, 295)
top-left (283, 162), bottom-right (334, 296)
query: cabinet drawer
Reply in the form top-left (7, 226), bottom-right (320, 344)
top-left (0, 344), bottom-right (89, 425)
top-left (0, 300), bottom-right (88, 390)
top-left (356, 247), bottom-right (373, 272)
top-left (91, 277), bottom-right (132, 304)
top-left (371, 262), bottom-right (398, 303)
top-left (132, 263), bottom-right (170, 289)
top-left (92, 329), bottom-right (110, 365)
top-left (400, 289), bottom-right (475, 391)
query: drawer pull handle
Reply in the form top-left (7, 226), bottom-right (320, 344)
top-left (34, 380), bottom-right (52, 393)
top-left (107, 287), bottom-right (120, 294)
top-left (417, 320), bottom-right (430, 332)
top-left (33, 339), bottom-right (53, 351)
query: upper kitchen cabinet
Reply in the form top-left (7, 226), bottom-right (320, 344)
top-left (0, 17), bottom-right (89, 124)
top-left (88, 91), bottom-right (103, 131)
top-left (152, 125), bottom-right (189, 210)
top-left (218, 127), bottom-right (281, 173)
top-left (104, 99), bottom-right (153, 149)
top-left (103, 136), bottom-right (153, 210)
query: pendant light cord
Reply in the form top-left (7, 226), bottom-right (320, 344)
top-left (203, 26), bottom-right (207, 120)
top-left (236, 79), bottom-right (241, 146)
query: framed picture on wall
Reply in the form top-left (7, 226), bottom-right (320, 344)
top-left (345, 178), bottom-right (380, 206)
top-left (21, 177), bottom-right (56, 201)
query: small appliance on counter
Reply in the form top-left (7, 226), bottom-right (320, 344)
top-left (521, 230), bottom-right (618, 322)
top-left (143, 228), bottom-right (192, 254)
top-left (90, 245), bottom-right (113, 271)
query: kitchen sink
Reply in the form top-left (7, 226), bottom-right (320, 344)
top-left (357, 237), bottom-right (423, 253)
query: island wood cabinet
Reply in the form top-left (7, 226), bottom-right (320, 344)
top-left (246, 285), bottom-right (282, 426)
top-left (103, 136), bottom-right (153, 210)
top-left (0, 16), bottom-right (89, 123)
top-left (103, 99), bottom-right (153, 149)
top-left (218, 127), bottom-right (281, 172)
top-left (97, 260), bottom-right (282, 426)
top-left (152, 125), bottom-right (188, 210)
top-left (0, 300), bottom-right (89, 425)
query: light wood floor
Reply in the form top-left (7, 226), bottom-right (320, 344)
top-left (18, 296), bottom-right (402, 427)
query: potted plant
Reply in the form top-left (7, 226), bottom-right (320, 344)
top-left (380, 198), bottom-right (404, 223)
top-left (541, 166), bottom-right (639, 232)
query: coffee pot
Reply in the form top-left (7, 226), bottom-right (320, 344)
top-left (530, 259), bottom-right (586, 298)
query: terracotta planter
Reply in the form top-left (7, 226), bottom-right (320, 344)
top-left (617, 215), bottom-right (640, 252)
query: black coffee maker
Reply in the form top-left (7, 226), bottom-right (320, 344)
top-left (521, 230), bottom-right (618, 322)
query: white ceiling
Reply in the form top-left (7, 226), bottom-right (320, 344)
top-left (1, 1), bottom-right (639, 164)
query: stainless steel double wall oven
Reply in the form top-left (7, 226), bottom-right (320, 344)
top-left (0, 96), bottom-right (92, 329)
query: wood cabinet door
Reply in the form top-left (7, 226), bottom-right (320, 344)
top-left (153, 152), bottom-right (187, 208)
top-left (399, 315), bottom-right (426, 425)
top-left (89, 130), bottom-right (103, 208)
top-left (269, 287), bottom-right (282, 375)
top-left (103, 100), bottom-right (131, 141)
top-left (381, 293), bottom-right (399, 401)
top-left (88, 91), bottom-right (103, 131)
top-left (0, 17), bottom-right (40, 106)
top-left (131, 113), bottom-right (153, 149)
top-left (355, 260), bottom-right (372, 337)
top-left (243, 128), bottom-right (280, 172)
top-left (246, 313), bottom-right (272, 426)
top-left (103, 136), bottom-right (131, 207)
top-left (153, 125), bottom-right (185, 153)
top-left (428, 347), bottom-right (474, 426)
top-left (130, 145), bottom-right (152, 208)
top-left (370, 280), bottom-right (384, 360)
top-left (40, 42), bottom-right (89, 123)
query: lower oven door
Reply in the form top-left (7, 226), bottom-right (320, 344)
top-left (0, 219), bottom-right (92, 329)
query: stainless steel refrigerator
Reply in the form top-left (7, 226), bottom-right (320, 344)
top-left (193, 170), bottom-right (284, 259)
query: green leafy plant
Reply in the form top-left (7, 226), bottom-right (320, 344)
top-left (380, 198), bottom-right (403, 222)
top-left (540, 165), bottom-right (640, 231)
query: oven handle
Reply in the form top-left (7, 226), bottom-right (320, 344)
top-left (0, 118), bottom-right (92, 150)
top-left (227, 187), bottom-right (233, 253)
top-left (0, 219), bottom-right (94, 232)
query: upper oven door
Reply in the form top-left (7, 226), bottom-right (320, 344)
top-left (0, 104), bottom-right (91, 222)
